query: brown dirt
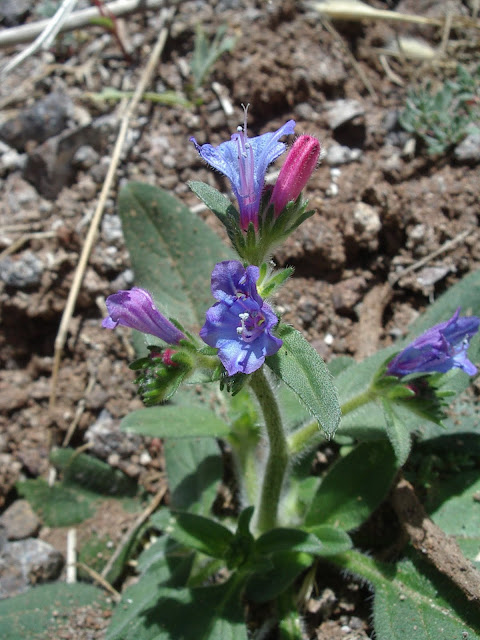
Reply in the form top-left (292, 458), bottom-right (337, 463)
top-left (0, 0), bottom-right (479, 638)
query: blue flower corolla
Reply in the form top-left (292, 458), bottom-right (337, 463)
top-left (190, 110), bottom-right (295, 231)
top-left (387, 308), bottom-right (480, 377)
top-left (200, 261), bottom-right (282, 375)
top-left (102, 287), bottom-right (185, 345)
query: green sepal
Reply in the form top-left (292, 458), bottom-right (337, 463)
top-left (219, 371), bottom-right (252, 396)
top-left (257, 264), bottom-right (294, 298)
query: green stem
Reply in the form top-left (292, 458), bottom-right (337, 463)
top-left (250, 367), bottom-right (288, 533)
top-left (287, 387), bottom-right (376, 457)
top-left (228, 438), bottom-right (259, 506)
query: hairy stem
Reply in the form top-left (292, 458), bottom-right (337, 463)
top-left (250, 367), bottom-right (288, 533)
top-left (288, 387), bottom-right (375, 457)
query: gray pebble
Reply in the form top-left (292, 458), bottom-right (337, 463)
top-left (0, 250), bottom-right (44, 288)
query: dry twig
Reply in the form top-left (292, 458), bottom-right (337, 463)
top-left (321, 17), bottom-right (377, 100)
top-left (392, 476), bottom-right (480, 602)
top-left (0, 0), bottom-right (165, 49)
top-left (389, 228), bottom-right (474, 286)
top-left (100, 484), bottom-right (168, 580)
top-left (76, 562), bottom-right (122, 601)
top-left (49, 6), bottom-right (176, 410)
top-left (1, 0), bottom-right (78, 76)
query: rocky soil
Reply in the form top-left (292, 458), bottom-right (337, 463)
top-left (0, 0), bottom-right (479, 637)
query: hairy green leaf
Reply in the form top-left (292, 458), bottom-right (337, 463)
top-left (305, 441), bottom-right (397, 530)
top-left (118, 182), bottom-right (232, 335)
top-left (255, 528), bottom-right (323, 556)
top-left (121, 406), bottom-right (230, 438)
top-left (267, 325), bottom-right (341, 439)
top-left (165, 437), bottom-right (222, 516)
top-left (336, 551), bottom-right (480, 640)
top-left (167, 511), bottom-right (234, 558)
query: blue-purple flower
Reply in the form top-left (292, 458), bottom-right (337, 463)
top-left (387, 308), bottom-right (479, 377)
top-left (102, 287), bottom-right (185, 345)
top-left (190, 110), bottom-right (295, 231)
top-left (200, 261), bottom-right (282, 375)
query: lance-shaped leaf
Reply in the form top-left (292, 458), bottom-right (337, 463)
top-left (121, 406), bottom-right (230, 439)
top-left (305, 441), bottom-right (397, 530)
top-left (118, 182), bottom-right (233, 332)
top-left (335, 551), bottom-right (480, 640)
top-left (266, 325), bottom-right (341, 439)
top-left (165, 437), bottom-right (222, 516)
top-left (166, 511), bottom-right (234, 559)
top-left (255, 528), bottom-right (323, 556)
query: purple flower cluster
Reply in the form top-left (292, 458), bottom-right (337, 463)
top-left (191, 109), bottom-right (295, 231)
top-left (102, 287), bottom-right (185, 345)
top-left (200, 261), bottom-right (282, 375)
top-left (387, 309), bottom-right (479, 378)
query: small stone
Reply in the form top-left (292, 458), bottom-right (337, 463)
top-left (0, 250), bottom-right (44, 288)
top-left (0, 500), bottom-right (41, 540)
top-left (85, 410), bottom-right (143, 460)
top-left (325, 99), bottom-right (366, 146)
top-left (73, 145), bottom-right (100, 170)
top-left (332, 276), bottom-right (367, 314)
top-left (111, 269), bottom-right (134, 290)
top-left (0, 454), bottom-right (21, 508)
top-left (77, 174), bottom-right (97, 201)
top-left (0, 92), bottom-right (73, 151)
top-left (102, 214), bottom-right (124, 246)
top-left (0, 538), bottom-right (64, 599)
top-left (454, 132), bottom-right (480, 163)
top-left (325, 143), bottom-right (362, 166)
top-left (326, 99), bottom-right (365, 131)
top-left (416, 265), bottom-right (450, 288)
top-left (344, 202), bottom-right (381, 252)
top-left (0, 148), bottom-right (26, 174)
top-left (0, 0), bottom-right (30, 27)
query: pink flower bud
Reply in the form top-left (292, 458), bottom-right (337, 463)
top-left (270, 135), bottom-right (321, 216)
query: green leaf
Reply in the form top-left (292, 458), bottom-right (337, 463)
top-left (50, 448), bottom-right (137, 496)
top-left (414, 435), bottom-right (480, 566)
top-left (167, 511), bottom-right (234, 558)
top-left (255, 528), bottom-right (323, 556)
top-left (382, 399), bottom-right (412, 466)
top-left (16, 478), bottom-right (95, 527)
top-left (305, 441), bottom-right (397, 531)
top-left (121, 406), bottom-right (230, 438)
top-left (118, 182), bottom-right (233, 336)
top-left (335, 551), bottom-right (480, 640)
top-left (266, 325), bottom-right (341, 439)
top-left (106, 534), bottom-right (195, 640)
top-left (245, 552), bottom-right (313, 603)
top-left (0, 583), bottom-right (105, 640)
top-left (305, 525), bottom-right (352, 556)
top-left (164, 437), bottom-right (222, 516)
top-left (108, 578), bottom-right (247, 640)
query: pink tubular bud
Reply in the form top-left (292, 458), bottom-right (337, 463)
top-left (270, 135), bottom-right (321, 216)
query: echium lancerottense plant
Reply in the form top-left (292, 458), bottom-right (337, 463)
top-left (101, 105), bottom-right (480, 640)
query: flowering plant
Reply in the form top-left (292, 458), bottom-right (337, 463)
top-left (101, 110), bottom-right (480, 640)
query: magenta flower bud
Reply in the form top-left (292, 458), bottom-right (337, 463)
top-left (102, 287), bottom-right (185, 345)
top-left (270, 135), bottom-right (321, 216)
